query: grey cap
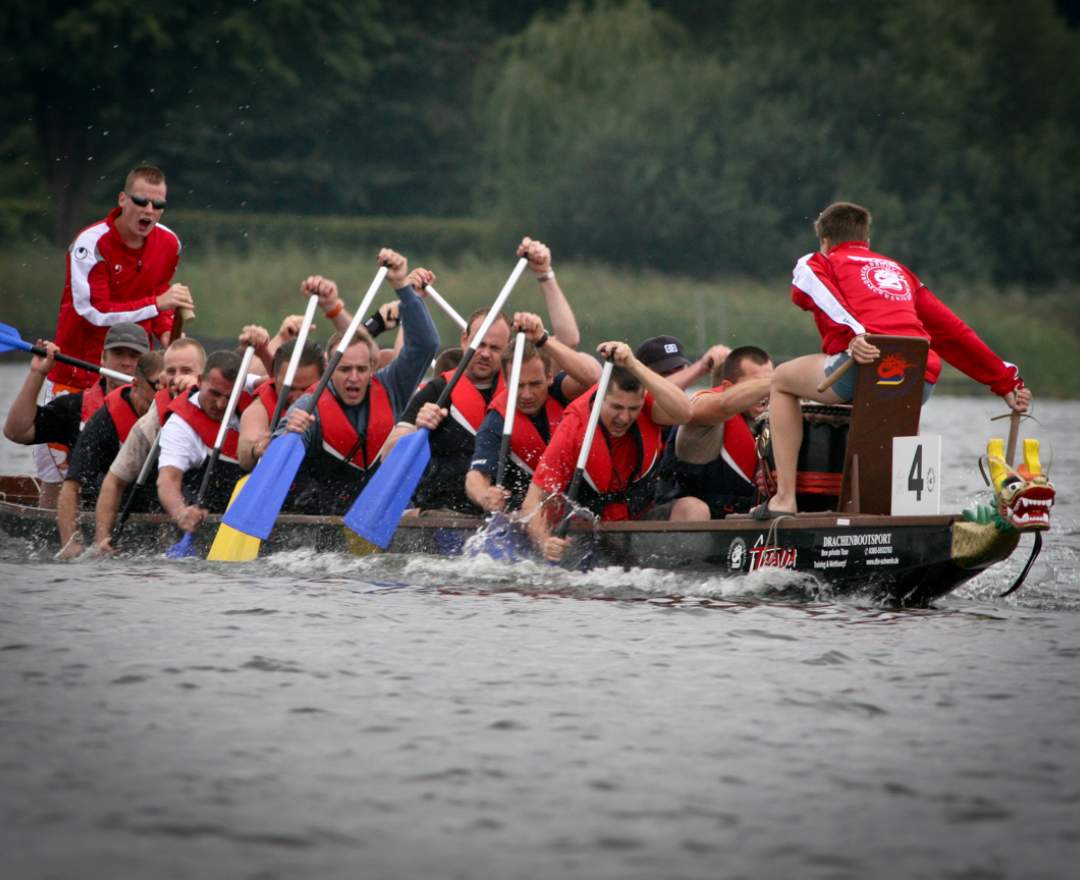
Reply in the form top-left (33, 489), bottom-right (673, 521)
top-left (103, 322), bottom-right (150, 353)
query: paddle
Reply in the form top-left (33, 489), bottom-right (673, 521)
top-left (474, 332), bottom-right (527, 560)
top-left (165, 346), bottom-right (257, 558)
top-left (207, 292), bottom-right (322, 562)
top-left (222, 266), bottom-right (389, 540)
top-left (112, 431), bottom-right (162, 544)
top-left (553, 359), bottom-right (615, 539)
top-left (0, 321), bottom-right (133, 384)
top-left (424, 284), bottom-right (468, 330)
top-left (343, 257), bottom-right (529, 549)
top-left (495, 331), bottom-right (527, 490)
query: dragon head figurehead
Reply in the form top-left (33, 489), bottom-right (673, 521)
top-left (986, 437), bottom-right (1055, 531)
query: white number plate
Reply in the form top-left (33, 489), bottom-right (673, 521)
top-left (892, 436), bottom-right (941, 515)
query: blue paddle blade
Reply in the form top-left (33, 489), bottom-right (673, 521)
top-left (0, 322), bottom-right (30, 353)
top-left (166, 532), bottom-right (196, 559)
top-left (343, 428), bottom-right (431, 549)
top-left (222, 433), bottom-right (307, 540)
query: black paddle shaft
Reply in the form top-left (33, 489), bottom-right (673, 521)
top-left (553, 469), bottom-right (585, 538)
top-left (495, 433), bottom-right (511, 488)
top-left (28, 344), bottom-right (117, 378)
top-left (433, 348), bottom-right (477, 411)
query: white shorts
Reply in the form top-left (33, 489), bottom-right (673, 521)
top-left (32, 378), bottom-right (71, 483)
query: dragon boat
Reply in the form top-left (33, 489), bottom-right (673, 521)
top-left (0, 337), bottom-right (1056, 606)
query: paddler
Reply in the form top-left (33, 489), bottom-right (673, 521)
top-left (756, 201), bottom-right (1032, 518)
top-left (92, 337), bottom-right (206, 553)
top-left (54, 351), bottom-right (163, 559)
top-left (237, 338), bottom-right (326, 471)
top-left (3, 322), bottom-right (150, 507)
top-left (156, 349), bottom-right (256, 533)
top-left (464, 311), bottom-right (601, 513)
top-left (521, 341), bottom-right (692, 563)
top-left (279, 249), bottom-right (440, 514)
top-left (660, 345), bottom-right (773, 520)
top-left (389, 237), bottom-right (588, 515)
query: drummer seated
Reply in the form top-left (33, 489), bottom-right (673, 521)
top-left (519, 341), bottom-right (691, 563)
top-left (658, 346), bottom-right (773, 521)
top-left (464, 314), bottom-right (601, 514)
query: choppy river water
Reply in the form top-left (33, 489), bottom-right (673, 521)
top-left (1, 364), bottom-right (1078, 880)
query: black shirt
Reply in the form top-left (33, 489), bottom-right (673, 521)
top-left (67, 393), bottom-right (129, 504)
top-left (32, 392), bottom-right (82, 449)
top-left (401, 375), bottom-right (498, 514)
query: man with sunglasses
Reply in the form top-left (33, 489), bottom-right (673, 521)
top-left (40, 164), bottom-right (193, 503)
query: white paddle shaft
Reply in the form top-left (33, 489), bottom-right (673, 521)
top-left (212, 346), bottom-right (256, 451)
top-left (101, 366), bottom-right (134, 384)
top-left (574, 360), bottom-right (615, 472)
top-left (336, 266), bottom-right (389, 354)
top-left (424, 284), bottom-right (467, 330)
top-left (502, 332), bottom-right (527, 439)
top-left (465, 258), bottom-right (528, 352)
top-left (281, 294), bottom-right (321, 389)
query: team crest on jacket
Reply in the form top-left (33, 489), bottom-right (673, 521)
top-left (860, 260), bottom-right (912, 301)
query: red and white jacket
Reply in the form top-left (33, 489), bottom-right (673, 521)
top-left (49, 207), bottom-right (180, 389)
top-left (791, 241), bottom-right (1021, 394)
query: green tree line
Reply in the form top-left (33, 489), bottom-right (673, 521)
top-left (3, 0), bottom-right (1078, 286)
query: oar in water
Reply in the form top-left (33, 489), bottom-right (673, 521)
top-left (222, 266), bottom-right (389, 540)
top-left (166, 346), bottom-right (257, 558)
top-left (112, 431), bottom-right (162, 545)
top-left (208, 292), bottom-right (323, 562)
top-left (344, 258), bottom-right (529, 549)
top-left (476, 331), bottom-right (527, 559)
top-left (0, 321), bottom-right (133, 384)
top-left (424, 284), bottom-right (468, 330)
top-left (553, 359), bottom-right (615, 540)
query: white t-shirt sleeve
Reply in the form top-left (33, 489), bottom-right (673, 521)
top-left (158, 414), bottom-right (208, 473)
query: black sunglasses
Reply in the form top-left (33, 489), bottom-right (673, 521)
top-left (127, 193), bottom-right (167, 210)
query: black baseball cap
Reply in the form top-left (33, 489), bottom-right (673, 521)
top-left (634, 335), bottom-right (690, 376)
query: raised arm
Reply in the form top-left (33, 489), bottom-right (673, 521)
top-left (666, 344), bottom-right (731, 391)
top-left (2, 341), bottom-right (57, 444)
top-left (686, 379), bottom-right (771, 426)
top-left (513, 311), bottom-right (600, 398)
top-left (302, 275), bottom-right (353, 332)
top-left (517, 237), bottom-right (580, 348)
top-left (597, 341), bottom-right (692, 426)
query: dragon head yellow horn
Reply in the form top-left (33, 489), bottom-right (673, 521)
top-left (1021, 438), bottom-right (1043, 479)
top-left (987, 438), bottom-right (1009, 492)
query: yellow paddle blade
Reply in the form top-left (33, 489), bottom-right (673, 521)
top-left (342, 526), bottom-right (380, 557)
top-left (208, 475), bottom-right (262, 562)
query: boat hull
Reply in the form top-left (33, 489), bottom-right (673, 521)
top-left (0, 476), bottom-right (1019, 606)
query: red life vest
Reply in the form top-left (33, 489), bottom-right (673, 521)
top-left (103, 385), bottom-right (139, 443)
top-left (317, 378), bottom-right (394, 470)
top-left (167, 389), bottom-right (241, 463)
top-left (80, 378), bottom-right (108, 426)
top-left (253, 380), bottom-right (279, 420)
top-left (153, 387), bottom-right (173, 426)
top-left (442, 369), bottom-right (505, 435)
top-left (489, 389), bottom-right (564, 476)
top-left (566, 390), bottom-right (662, 520)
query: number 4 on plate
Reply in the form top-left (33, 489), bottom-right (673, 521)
top-left (892, 436), bottom-right (942, 515)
